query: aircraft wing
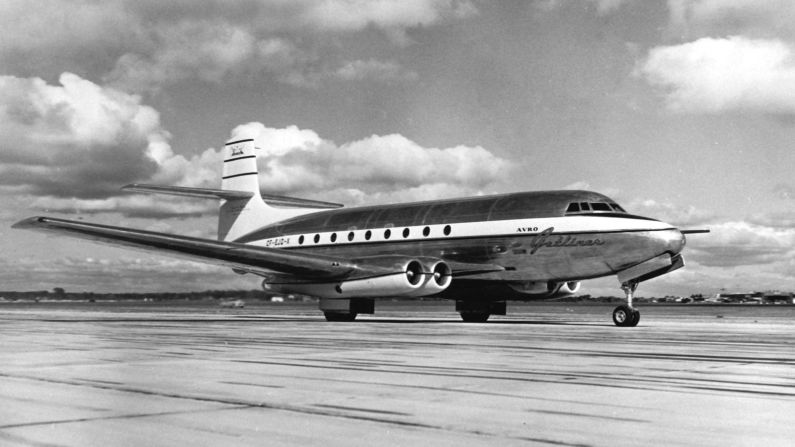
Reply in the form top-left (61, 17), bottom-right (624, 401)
top-left (12, 216), bottom-right (357, 278)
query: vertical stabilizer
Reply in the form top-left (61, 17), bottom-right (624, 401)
top-left (222, 139), bottom-right (261, 193)
top-left (219, 138), bottom-right (269, 241)
top-left (219, 138), bottom-right (332, 242)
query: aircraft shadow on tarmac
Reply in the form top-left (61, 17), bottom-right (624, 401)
top-left (34, 316), bottom-right (606, 326)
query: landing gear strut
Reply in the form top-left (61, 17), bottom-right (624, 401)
top-left (613, 282), bottom-right (640, 327)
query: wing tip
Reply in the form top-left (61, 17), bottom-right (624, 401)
top-left (11, 216), bottom-right (47, 229)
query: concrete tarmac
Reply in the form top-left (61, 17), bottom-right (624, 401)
top-left (0, 302), bottom-right (793, 446)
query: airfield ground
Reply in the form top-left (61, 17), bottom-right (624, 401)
top-left (0, 302), bottom-right (792, 446)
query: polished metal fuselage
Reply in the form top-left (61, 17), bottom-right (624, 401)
top-left (237, 190), bottom-right (685, 287)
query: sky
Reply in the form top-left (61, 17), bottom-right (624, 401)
top-left (0, 0), bottom-right (793, 296)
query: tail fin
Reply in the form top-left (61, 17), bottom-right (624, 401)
top-left (221, 139), bottom-right (260, 194)
top-left (218, 139), bottom-right (274, 241)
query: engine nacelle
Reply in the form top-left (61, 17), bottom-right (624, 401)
top-left (405, 259), bottom-right (452, 297)
top-left (550, 281), bottom-right (581, 298)
top-left (263, 257), bottom-right (427, 298)
top-left (507, 280), bottom-right (581, 298)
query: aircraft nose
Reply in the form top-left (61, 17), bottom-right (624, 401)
top-left (657, 226), bottom-right (685, 255)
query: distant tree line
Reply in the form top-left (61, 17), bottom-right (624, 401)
top-left (0, 289), bottom-right (280, 301)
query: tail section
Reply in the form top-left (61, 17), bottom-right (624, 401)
top-left (219, 139), bottom-right (281, 242)
top-left (124, 137), bottom-right (344, 243)
top-left (218, 138), bottom-right (343, 241)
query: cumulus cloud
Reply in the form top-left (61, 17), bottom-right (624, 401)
top-left (0, 0), bottom-right (476, 92)
top-left (30, 195), bottom-right (216, 219)
top-left (637, 36), bottom-right (795, 114)
top-left (0, 76), bottom-right (506, 215)
top-left (0, 73), bottom-right (219, 209)
top-left (626, 199), bottom-right (715, 227)
top-left (0, 0), bottom-right (143, 79)
top-left (667, 0), bottom-right (795, 40)
top-left (537, 0), bottom-right (630, 15)
top-left (686, 220), bottom-right (795, 267)
top-left (0, 73), bottom-right (164, 197)
top-left (105, 23), bottom-right (313, 92)
top-left (231, 122), bottom-right (509, 205)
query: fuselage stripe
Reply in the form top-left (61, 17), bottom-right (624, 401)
top-left (225, 138), bottom-right (254, 146)
top-left (250, 227), bottom-right (676, 249)
top-left (242, 214), bottom-right (679, 250)
top-left (224, 155), bottom-right (256, 163)
top-left (280, 227), bottom-right (675, 249)
top-left (222, 172), bottom-right (258, 180)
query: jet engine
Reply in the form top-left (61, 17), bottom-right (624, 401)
top-left (262, 256), bottom-right (451, 298)
top-left (552, 281), bottom-right (581, 297)
top-left (507, 280), bottom-right (581, 298)
top-left (405, 258), bottom-right (452, 296)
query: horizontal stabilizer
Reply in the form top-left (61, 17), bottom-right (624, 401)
top-left (259, 193), bottom-right (344, 209)
top-left (123, 184), bottom-right (253, 200)
top-left (123, 184), bottom-right (343, 209)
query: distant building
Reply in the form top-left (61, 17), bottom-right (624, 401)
top-left (713, 291), bottom-right (794, 304)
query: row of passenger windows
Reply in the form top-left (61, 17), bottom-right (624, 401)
top-left (566, 202), bottom-right (626, 214)
top-left (297, 224), bottom-right (453, 245)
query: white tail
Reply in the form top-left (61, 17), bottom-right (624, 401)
top-left (219, 138), bottom-right (304, 241)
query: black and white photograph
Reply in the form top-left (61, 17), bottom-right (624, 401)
top-left (0, 1), bottom-right (793, 445)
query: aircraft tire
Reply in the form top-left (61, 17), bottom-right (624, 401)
top-left (460, 312), bottom-right (490, 323)
top-left (612, 305), bottom-right (636, 327)
top-left (324, 312), bottom-right (357, 322)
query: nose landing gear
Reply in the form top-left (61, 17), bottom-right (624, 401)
top-left (613, 282), bottom-right (640, 327)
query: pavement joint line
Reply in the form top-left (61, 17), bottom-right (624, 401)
top-left (0, 372), bottom-right (548, 443)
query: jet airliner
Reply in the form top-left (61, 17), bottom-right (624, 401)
top-left (14, 138), bottom-right (708, 326)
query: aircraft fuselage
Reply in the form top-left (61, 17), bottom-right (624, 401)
top-left (238, 190), bottom-right (685, 289)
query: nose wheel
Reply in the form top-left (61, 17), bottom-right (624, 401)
top-left (613, 282), bottom-right (640, 327)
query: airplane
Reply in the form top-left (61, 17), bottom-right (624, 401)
top-left (13, 137), bottom-right (709, 326)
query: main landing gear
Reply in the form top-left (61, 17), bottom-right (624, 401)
top-left (613, 281), bottom-right (640, 327)
top-left (456, 300), bottom-right (506, 323)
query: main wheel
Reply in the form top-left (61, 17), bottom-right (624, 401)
top-left (324, 312), bottom-right (357, 322)
top-left (612, 305), bottom-right (636, 327)
top-left (460, 312), bottom-right (490, 323)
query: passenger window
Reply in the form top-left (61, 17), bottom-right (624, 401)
top-left (384, 229), bottom-right (391, 239)
top-left (347, 231), bottom-right (354, 241)
top-left (330, 233), bottom-right (337, 242)
top-left (365, 230), bottom-right (372, 240)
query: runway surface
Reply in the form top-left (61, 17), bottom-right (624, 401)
top-left (0, 301), bottom-right (793, 446)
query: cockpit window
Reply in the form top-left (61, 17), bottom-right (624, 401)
top-left (566, 201), bottom-right (627, 215)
